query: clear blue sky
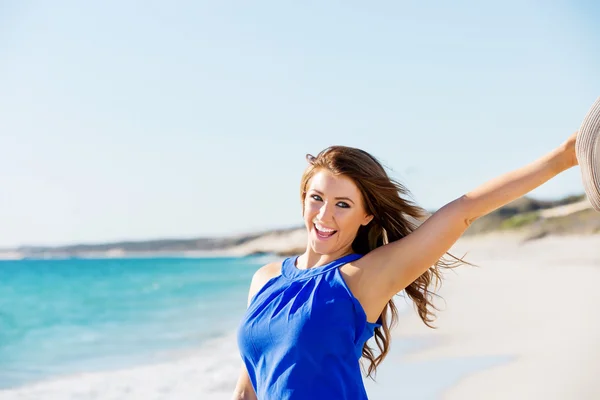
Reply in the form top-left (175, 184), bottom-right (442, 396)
top-left (1, 1), bottom-right (599, 248)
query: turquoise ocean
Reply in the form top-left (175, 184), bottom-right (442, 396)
top-left (0, 256), bottom-right (271, 390)
top-left (0, 256), bottom-right (509, 399)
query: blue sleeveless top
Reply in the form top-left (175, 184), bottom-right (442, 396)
top-left (237, 253), bottom-right (381, 399)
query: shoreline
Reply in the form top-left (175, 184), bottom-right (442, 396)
top-left (0, 331), bottom-right (244, 399)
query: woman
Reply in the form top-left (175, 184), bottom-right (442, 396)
top-left (233, 131), bottom-right (580, 400)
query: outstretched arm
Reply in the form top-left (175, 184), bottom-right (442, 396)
top-left (359, 132), bottom-right (579, 303)
top-left (458, 131), bottom-right (577, 225)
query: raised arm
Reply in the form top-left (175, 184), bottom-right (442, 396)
top-left (360, 132), bottom-right (578, 302)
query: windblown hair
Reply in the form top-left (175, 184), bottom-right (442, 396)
top-left (300, 146), bottom-right (468, 378)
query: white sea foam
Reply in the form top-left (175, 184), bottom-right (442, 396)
top-left (0, 332), bottom-right (242, 400)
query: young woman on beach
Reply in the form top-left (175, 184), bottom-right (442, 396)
top-left (233, 130), bottom-right (583, 399)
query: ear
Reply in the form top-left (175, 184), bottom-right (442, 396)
top-left (362, 214), bottom-right (374, 226)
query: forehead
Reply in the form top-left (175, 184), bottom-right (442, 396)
top-left (307, 170), bottom-right (361, 196)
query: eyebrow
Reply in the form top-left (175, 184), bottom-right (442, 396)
top-left (311, 190), bottom-right (355, 204)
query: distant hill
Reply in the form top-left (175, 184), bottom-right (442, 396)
top-left (9, 227), bottom-right (302, 259)
top-left (2, 194), bottom-right (598, 259)
top-left (464, 194), bottom-right (600, 237)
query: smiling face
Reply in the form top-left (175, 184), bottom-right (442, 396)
top-left (303, 169), bottom-right (374, 257)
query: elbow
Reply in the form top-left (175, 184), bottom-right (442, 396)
top-left (464, 216), bottom-right (477, 227)
top-left (453, 195), bottom-right (480, 227)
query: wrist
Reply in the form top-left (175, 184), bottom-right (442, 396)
top-left (552, 143), bottom-right (577, 172)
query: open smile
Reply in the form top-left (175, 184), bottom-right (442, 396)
top-left (314, 223), bottom-right (338, 239)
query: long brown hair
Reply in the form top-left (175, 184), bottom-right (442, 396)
top-left (300, 146), bottom-right (468, 378)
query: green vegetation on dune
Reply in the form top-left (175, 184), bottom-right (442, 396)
top-left (465, 194), bottom-right (591, 236)
top-left (499, 211), bottom-right (540, 230)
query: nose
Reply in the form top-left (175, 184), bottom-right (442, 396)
top-left (317, 202), bottom-right (334, 222)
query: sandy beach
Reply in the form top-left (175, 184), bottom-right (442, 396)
top-left (2, 234), bottom-right (600, 399)
top-left (367, 234), bottom-right (600, 399)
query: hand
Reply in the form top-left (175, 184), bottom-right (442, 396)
top-left (561, 130), bottom-right (579, 168)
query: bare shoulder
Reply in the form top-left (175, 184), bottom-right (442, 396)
top-left (247, 261), bottom-right (282, 304)
top-left (252, 261), bottom-right (282, 287)
top-left (339, 259), bottom-right (389, 323)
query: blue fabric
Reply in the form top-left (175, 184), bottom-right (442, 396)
top-left (237, 253), bottom-right (381, 399)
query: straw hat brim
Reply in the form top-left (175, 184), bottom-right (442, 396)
top-left (576, 97), bottom-right (600, 212)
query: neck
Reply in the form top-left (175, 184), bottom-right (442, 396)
top-left (296, 245), bottom-right (354, 270)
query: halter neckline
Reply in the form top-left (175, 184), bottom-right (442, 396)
top-left (281, 253), bottom-right (362, 280)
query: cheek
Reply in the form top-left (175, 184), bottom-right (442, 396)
top-left (336, 211), bottom-right (363, 232)
top-left (303, 201), bottom-right (318, 218)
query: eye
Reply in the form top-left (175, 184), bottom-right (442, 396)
top-left (309, 194), bottom-right (350, 208)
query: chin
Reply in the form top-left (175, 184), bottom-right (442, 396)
top-left (311, 239), bottom-right (340, 256)
top-left (311, 246), bottom-right (329, 256)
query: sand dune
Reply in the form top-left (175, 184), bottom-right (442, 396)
top-left (538, 198), bottom-right (592, 218)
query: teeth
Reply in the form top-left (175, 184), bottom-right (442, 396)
top-left (315, 223), bottom-right (335, 233)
